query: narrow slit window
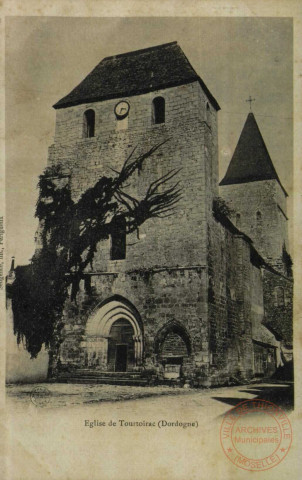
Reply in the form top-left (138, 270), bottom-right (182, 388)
top-left (111, 217), bottom-right (126, 260)
top-left (152, 97), bottom-right (165, 124)
top-left (83, 109), bottom-right (95, 138)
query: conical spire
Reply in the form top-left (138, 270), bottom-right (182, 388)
top-left (220, 113), bottom-right (287, 196)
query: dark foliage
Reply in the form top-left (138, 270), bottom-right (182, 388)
top-left (272, 360), bottom-right (293, 381)
top-left (11, 260), bottom-right (67, 358)
top-left (11, 142), bottom-right (181, 358)
top-left (212, 196), bottom-right (234, 220)
top-left (282, 243), bottom-right (293, 277)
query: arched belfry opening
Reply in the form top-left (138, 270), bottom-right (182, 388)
top-left (83, 109), bottom-right (95, 138)
top-left (82, 296), bottom-right (143, 371)
top-left (152, 96), bottom-right (165, 124)
top-left (154, 321), bottom-right (192, 378)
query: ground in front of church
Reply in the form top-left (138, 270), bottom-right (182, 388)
top-left (6, 380), bottom-right (293, 412)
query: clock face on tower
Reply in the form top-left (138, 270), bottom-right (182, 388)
top-left (114, 100), bottom-right (130, 119)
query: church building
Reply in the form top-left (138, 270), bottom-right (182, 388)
top-left (36, 42), bottom-right (293, 385)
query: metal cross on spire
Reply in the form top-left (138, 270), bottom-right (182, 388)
top-left (246, 95), bottom-right (256, 111)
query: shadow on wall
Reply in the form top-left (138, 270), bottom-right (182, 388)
top-left (6, 304), bottom-right (49, 384)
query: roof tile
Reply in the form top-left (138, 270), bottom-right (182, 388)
top-left (53, 42), bottom-right (220, 110)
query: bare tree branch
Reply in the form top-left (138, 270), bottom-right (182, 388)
top-left (112, 168), bottom-right (182, 233)
top-left (115, 140), bottom-right (171, 187)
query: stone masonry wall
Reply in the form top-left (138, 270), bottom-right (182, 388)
top-left (250, 265), bottom-right (279, 347)
top-left (262, 269), bottom-right (293, 352)
top-left (47, 80), bottom-right (220, 382)
top-left (219, 180), bottom-right (289, 271)
top-left (206, 212), bottom-right (281, 385)
top-left (48, 77), bottom-right (283, 386)
top-left (59, 267), bottom-right (209, 373)
top-left (207, 216), bottom-right (254, 384)
top-left (48, 82), bottom-right (218, 272)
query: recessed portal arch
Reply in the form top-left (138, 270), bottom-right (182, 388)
top-left (154, 321), bottom-right (192, 378)
top-left (154, 321), bottom-right (192, 356)
top-left (83, 296), bottom-right (143, 371)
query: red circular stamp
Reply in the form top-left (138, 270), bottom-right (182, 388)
top-left (220, 399), bottom-right (292, 471)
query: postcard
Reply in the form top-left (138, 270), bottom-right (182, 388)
top-left (1, 2), bottom-right (301, 479)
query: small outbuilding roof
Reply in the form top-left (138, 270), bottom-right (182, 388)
top-left (53, 41), bottom-right (220, 111)
top-left (220, 113), bottom-right (287, 196)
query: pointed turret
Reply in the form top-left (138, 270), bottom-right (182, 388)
top-left (219, 112), bottom-right (290, 274)
top-left (220, 113), bottom-right (287, 196)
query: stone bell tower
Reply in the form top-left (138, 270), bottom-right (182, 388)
top-left (47, 41), bottom-right (222, 378)
top-left (220, 112), bottom-right (290, 275)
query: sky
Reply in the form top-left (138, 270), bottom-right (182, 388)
top-left (5, 16), bottom-right (293, 266)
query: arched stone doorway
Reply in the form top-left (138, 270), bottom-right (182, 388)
top-left (107, 319), bottom-right (135, 372)
top-left (82, 296), bottom-right (143, 371)
top-left (154, 321), bottom-right (192, 378)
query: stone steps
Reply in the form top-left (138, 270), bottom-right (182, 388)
top-left (58, 371), bottom-right (143, 379)
top-left (57, 377), bottom-right (149, 386)
top-left (69, 369), bottom-right (142, 376)
top-left (53, 369), bottom-right (149, 386)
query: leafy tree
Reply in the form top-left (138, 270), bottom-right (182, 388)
top-left (10, 141), bottom-right (181, 373)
